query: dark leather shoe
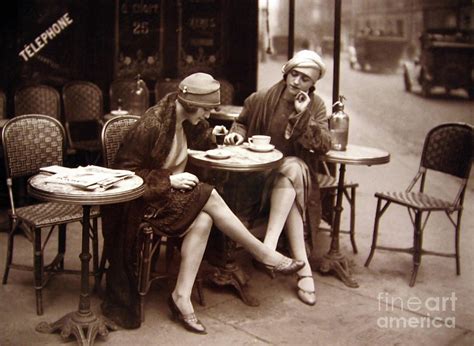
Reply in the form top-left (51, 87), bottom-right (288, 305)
top-left (168, 295), bottom-right (207, 334)
top-left (252, 258), bottom-right (276, 279)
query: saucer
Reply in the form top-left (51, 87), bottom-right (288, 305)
top-left (248, 144), bottom-right (275, 152)
top-left (206, 149), bottom-right (231, 159)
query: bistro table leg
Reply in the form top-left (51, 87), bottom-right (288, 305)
top-left (205, 171), bottom-right (260, 306)
top-left (36, 206), bottom-right (117, 345)
top-left (314, 164), bottom-right (359, 288)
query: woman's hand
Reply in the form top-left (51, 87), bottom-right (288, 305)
top-left (212, 125), bottom-right (228, 136)
top-left (224, 132), bottom-right (244, 145)
top-left (294, 91), bottom-right (310, 113)
top-left (170, 172), bottom-right (199, 190)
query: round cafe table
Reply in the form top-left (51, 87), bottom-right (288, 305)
top-left (314, 144), bottom-right (390, 288)
top-left (188, 144), bottom-right (283, 306)
top-left (28, 173), bottom-right (144, 346)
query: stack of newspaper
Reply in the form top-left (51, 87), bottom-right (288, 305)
top-left (41, 165), bottom-right (135, 191)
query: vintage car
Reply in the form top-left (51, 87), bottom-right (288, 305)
top-left (403, 29), bottom-right (474, 99)
top-left (349, 34), bottom-right (406, 73)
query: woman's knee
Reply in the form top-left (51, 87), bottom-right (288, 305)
top-left (193, 212), bottom-right (213, 235)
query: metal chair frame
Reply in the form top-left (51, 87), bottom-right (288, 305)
top-left (365, 122), bottom-right (472, 286)
top-left (1, 114), bottom-right (101, 315)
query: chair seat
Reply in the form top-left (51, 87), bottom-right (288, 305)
top-left (13, 203), bottom-right (100, 228)
top-left (375, 191), bottom-right (458, 211)
top-left (317, 174), bottom-right (358, 189)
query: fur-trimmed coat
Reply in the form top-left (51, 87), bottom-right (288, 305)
top-left (100, 93), bottom-right (215, 329)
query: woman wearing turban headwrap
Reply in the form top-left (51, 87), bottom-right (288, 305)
top-left (225, 50), bottom-right (332, 306)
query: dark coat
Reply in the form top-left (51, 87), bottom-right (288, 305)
top-left (101, 93), bottom-right (215, 328)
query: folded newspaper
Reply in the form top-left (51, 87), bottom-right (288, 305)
top-left (41, 165), bottom-right (135, 190)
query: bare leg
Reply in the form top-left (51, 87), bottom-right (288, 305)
top-left (202, 190), bottom-right (286, 266)
top-left (172, 212), bottom-right (212, 315)
top-left (264, 176), bottom-right (295, 250)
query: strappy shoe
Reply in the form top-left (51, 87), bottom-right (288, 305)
top-left (253, 257), bottom-right (305, 277)
top-left (297, 276), bottom-right (316, 306)
top-left (167, 295), bottom-right (207, 334)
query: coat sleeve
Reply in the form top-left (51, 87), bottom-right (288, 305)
top-left (113, 115), bottom-right (173, 202)
top-left (286, 95), bottom-right (332, 154)
top-left (230, 92), bottom-right (258, 139)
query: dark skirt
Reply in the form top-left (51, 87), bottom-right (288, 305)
top-left (143, 182), bottom-right (214, 236)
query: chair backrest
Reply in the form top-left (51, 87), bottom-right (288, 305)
top-left (14, 85), bottom-right (61, 119)
top-left (421, 122), bottom-right (473, 179)
top-left (154, 78), bottom-right (180, 103)
top-left (101, 115), bottom-right (140, 167)
top-left (218, 79), bottom-right (235, 105)
top-left (62, 81), bottom-right (104, 122)
top-left (0, 89), bottom-right (6, 119)
top-left (109, 78), bottom-right (150, 115)
top-left (2, 114), bottom-right (65, 179)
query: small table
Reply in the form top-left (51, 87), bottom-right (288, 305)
top-left (314, 144), bottom-right (390, 288)
top-left (188, 144), bottom-right (283, 306)
top-left (28, 174), bottom-right (145, 346)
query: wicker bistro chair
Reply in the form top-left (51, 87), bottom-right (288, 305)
top-left (109, 77), bottom-right (150, 116)
top-left (365, 123), bottom-right (473, 286)
top-left (1, 114), bottom-right (101, 315)
top-left (62, 81), bottom-right (104, 164)
top-left (14, 85), bottom-right (61, 119)
top-left (318, 161), bottom-right (359, 253)
top-left (100, 115), bottom-right (205, 322)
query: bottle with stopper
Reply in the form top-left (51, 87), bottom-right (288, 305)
top-left (329, 95), bottom-right (349, 151)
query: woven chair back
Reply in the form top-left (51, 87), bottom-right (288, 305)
top-left (14, 85), bottom-right (61, 119)
top-left (101, 115), bottom-right (140, 167)
top-left (2, 114), bottom-right (65, 178)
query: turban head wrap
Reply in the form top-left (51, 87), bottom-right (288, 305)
top-left (281, 50), bottom-right (326, 82)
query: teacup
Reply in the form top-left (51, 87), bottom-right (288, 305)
top-left (249, 135), bottom-right (271, 147)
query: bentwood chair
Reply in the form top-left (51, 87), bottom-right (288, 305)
top-left (62, 81), bottom-right (104, 164)
top-left (100, 115), bottom-right (205, 322)
top-left (1, 114), bottom-right (101, 315)
top-left (365, 123), bottom-right (473, 286)
top-left (14, 85), bottom-right (61, 119)
top-left (109, 77), bottom-right (150, 116)
top-left (318, 161), bottom-right (359, 253)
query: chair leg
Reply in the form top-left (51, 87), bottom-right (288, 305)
top-left (58, 224), bottom-right (66, 270)
top-left (98, 245), bottom-right (107, 288)
top-left (196, 277), bottom-right (206, 306)
top-left (365, 198), bottom-right (383, 267)
top-left (409, 211), bottom-right (423, 287)
top-left (138, 225), bottom-right (154, 323)
top-left (2, 225), bottom-right (16, 284)
top-left (454, 210), bottom-right (462, 276)
top-left (349, 187), bottom-right (357, 254)
top-left (34, 228), bottom-right (44, 315)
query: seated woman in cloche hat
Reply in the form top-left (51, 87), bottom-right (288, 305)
top-left (100, 72), bottom-right (305, 334)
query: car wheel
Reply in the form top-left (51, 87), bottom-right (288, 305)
top-left (403, 69), bottom-right (412, 92)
